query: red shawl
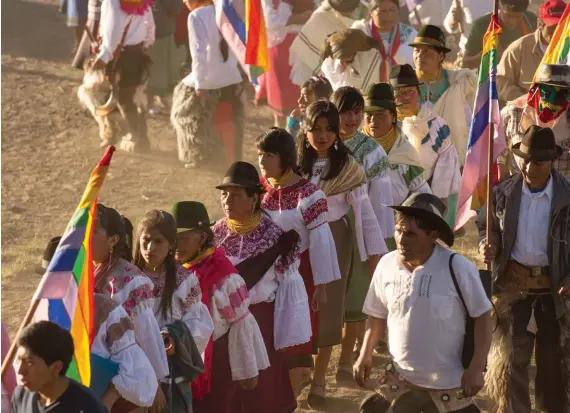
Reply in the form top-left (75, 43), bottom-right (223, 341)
top-left (184, 248), bottom-right (237, 400)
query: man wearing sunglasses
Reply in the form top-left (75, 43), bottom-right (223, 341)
top-left (499, 63), bottom-right (570, 180)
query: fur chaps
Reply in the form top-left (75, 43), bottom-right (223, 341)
top-left (170, 82), bottom-right (223, 166)
top-left (486, 292), bottom-right (527, 413)
top-left (486, 293), bottom-right (570, 413)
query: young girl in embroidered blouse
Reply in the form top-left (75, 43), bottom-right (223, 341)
top-left (170, 201), bottom-right (269, 411)
top-left (298, 100), bottom-right (387, 407)
top-left (92, 205), bottom-right (168, 411)
top-left (132, 210), bottom-right (214, 359)
top-left (257, 128), bottom-right (341, 396)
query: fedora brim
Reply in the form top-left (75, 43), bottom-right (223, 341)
top-left (177, 221), bottom-right (216, 233)
top-left (215, 182), bottom-right (266, 193)
top-left (408, 41), bottom-right (451, 54)
top-left (511, 142), bottom-right (564, 161)
top-left (524, 80), bottom-right (570, 88)
top-left (392, 81), bottom-right (423, 88)
top-left (364, 100), bottom-right (401, 112)
top-left (386, 205), bottom-right (455, 247)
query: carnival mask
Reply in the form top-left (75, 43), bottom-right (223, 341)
top-left (536, 84), bottom-right (570, 123)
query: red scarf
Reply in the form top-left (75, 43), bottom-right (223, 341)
top-left (370, 21), bottom-right (401, 82)
top-left (184, 248), bottom-right (237, 400)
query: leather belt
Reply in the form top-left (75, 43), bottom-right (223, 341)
top-left (498, 260), bottom-right (551, 292)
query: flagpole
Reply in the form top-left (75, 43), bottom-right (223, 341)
top-left (1, 299), bottom-right (40, 380)
top-left (485, 0), bottom-right (499, 272)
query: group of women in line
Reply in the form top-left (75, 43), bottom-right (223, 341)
top-left (66, 62), bottom-right (463, 411)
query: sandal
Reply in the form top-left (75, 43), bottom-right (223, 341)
top-left (335, 362), bottom-right (354, 383)
top-left (307, 383), bottom-right (326, 409)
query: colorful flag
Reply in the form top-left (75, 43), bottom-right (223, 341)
top-left (455, 15), bottom-right (506, 231)
top-left (216, 0), bottom-right (270, 83)
top-left (525, 2), bottom-right (570, 124)
top-left (33, 146), bottom-right (115, 386)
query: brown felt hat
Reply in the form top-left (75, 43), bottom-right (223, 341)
top-left (511, 125), bottom-right (563, 161)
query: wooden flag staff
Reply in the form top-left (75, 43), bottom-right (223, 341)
top-left (485, 0), bottom-right (500, 272)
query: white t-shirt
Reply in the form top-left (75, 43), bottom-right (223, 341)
top-left (363, 245), bottom-right (491, 389)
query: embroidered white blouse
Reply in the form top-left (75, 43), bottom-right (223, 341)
top-left (260, 177), bottom-right (342, 285)
top-left (91, 294), bottom-right (157, 406)
top-left (344, 132), bottom-right (396, 240)
top-left (95, 258), bottom-right (168, 379)
top-left (307, 158), bottom-right (388, 261)
top-left (145, 264), bottom-right (214, 358)
top-left (185, 251), bottom-right (269, 381)
top-left (213, 216), bottom-right (311, 350)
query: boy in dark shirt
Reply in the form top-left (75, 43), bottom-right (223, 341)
top-left (11, 321), bottom-right (107, 413)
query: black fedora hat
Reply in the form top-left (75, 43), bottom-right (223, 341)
top-left (386, 193), bottom-right (454, 247)
top-left (390, 64), bottom-right (423, 88)
top-left (364, 83), bottom-right (399, 112)
top-left (408, 25), bottom-right (451, 54)
top-left (36, 236), bottom-right (61, 274)
top-left (216, 161), bottom-right (264, 193)
top-left (172, 201), bottom-right (216, 233)
top-left (512, 125), bottom-right (563, 161)
top-left (524, 63), bottom-right (570, 88)
top-left (329, 0), bottom-right (361, 13)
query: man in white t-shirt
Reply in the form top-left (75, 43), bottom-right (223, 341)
top-left (354, 192), bottom-right (492, 413)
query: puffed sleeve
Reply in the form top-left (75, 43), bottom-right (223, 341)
top-left (120, 275), bottom-right (169, 380)
top-left (300, 189), bottom-right (342, 285)
top-left (273, 244), bottom-right (311, 350)
top-left (430, 136), bottom-right (461, 199)
top-left (104, 307), bottom-right (158, 406)
top-left (348, 183), bottom-right (388, 262)
top-left (131, 307), bottom-right (169, 379)
top-left (175, 270), bottom-right (214, 357)
top-left (367, 175), bottom-right (395, 241)
top-left (210, 273), bottom-right (270, 380)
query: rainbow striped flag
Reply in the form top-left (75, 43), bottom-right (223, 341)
top-left (216, 0), bottom-right (270, 82)
top-left (455, 15), bottom-right (506, 231)
top-left (33, 146), bottom-right (116, 386)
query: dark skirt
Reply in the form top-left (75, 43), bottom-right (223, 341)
top-left (193, 301), bottom-right (297, 413)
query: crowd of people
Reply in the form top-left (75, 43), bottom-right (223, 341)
top-left (2, 0), bottom-right (570, 412)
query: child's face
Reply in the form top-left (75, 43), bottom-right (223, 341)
top-left (298, 88), bottom-right (315, 110)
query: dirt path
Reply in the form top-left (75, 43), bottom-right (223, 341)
top-left (1, 1), bottom-right (533, 411)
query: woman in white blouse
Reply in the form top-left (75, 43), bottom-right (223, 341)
top-left (171, 201), bottom-right (270, 411)
top-left (92, 205), bottom-right (169, 412)
top-left (257, 128), bottom-right (342, 396)
top-left (297, 100), bottom-right (387, 407)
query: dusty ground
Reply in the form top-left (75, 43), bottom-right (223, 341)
top-left (1, 0), bottom-right (534, 411)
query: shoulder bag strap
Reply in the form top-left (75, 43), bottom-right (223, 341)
top-left (448, 253), bottom-right (468, 315)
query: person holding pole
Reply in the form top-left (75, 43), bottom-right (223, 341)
top-left (354, 192), bottom-right (492, 413)
top-left (476, 125), bottom-right (570, 413)
top-left (460, 0), bottom-right (536, 70)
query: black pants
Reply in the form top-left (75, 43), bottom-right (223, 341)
top-left (114, 46), bottom-right (151, 150)
top-left (509, 294), bottom-right (564, 413)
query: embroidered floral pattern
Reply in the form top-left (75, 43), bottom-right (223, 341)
top-left (302, 197), bottom-right (328, 226)
top-left (261, 178), bottom-right (321, 211)
top-left (146, 265), bottom-right (201, 310)
top-left (345, 132), bottom-right (390, 179)
top-left (122, 284), bottom-right (153, 316)
top-left (214, 216), bottom-right (300, 275)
